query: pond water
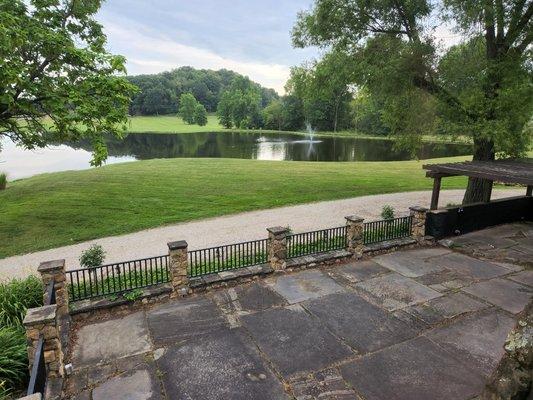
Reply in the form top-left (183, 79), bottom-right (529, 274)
top-left (0, 131), bottom-right (471, 180)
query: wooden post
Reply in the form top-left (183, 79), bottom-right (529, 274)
top-left (527, 186), bottom-right (532, 197)
top-left (430, 176), bottom-right (442, 210)
top-left (483, 180), bottom-right (493, 202)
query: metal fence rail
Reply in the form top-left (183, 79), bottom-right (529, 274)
top-left (364, 216), bottom-right (412, 244)
top-left (287, 226), bottom-right (347, 259)
top-left (188, 239), bottom-right (268, 277)
top-left (27, 278), bottom-right (56, 396)
top-left (67, 255), bottom-right (170, 301)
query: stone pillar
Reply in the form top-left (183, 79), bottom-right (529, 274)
top-left (410, 206), bottom-right (428, 241)
top-left (168, 240), bottom-right (189, 296)
top-left (345, 215), bottom-right (365, 258)
top-left (267, 226), bottom-right (289, 271)
top-left (37, 260), bottom-right (68, 319)
top-left (23, 305), bottom-right (64, 379)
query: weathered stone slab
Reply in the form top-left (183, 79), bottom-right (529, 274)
top-left (72, 312), bottom-right (152, 368)
top-left (373, 251), bottom-right (444, 278)
top-left (289, 368), bottom-right (355, 400)
top-left (265, 270), bottom-right (345, 305)
top-left (462, 278), bottom-right (532, 314)
top-left (212, 282), bottom-right (286, 314)
top-left (330, 260), bottom-right (389, 284)
top-left (507, 270), bottom-right (533, 287)
top-left (92, 368), bottom-right (161, 400)
top-left (146, 297), bottom-right (228, 344)
top-left (434, 253), bottom-right (510, 280)
top-left (340, 336), bottom-right (485, 400)
top-left (156, 329), bottom-right (288, 400)
top-left (241, 305), bottom-right (353, 378)
top-left (304, 292), bottom-right (418, 353)
top-left (355, 272), bottom-right (442, 311)
top-left (425, 309), bottom-right (516, 377)
top-left (406, 292), bottom-right (488, 325)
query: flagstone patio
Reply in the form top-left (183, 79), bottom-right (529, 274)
top-left (64, 223), bottom-right (532, 400)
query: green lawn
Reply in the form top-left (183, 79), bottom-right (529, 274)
top-left (126, 114), bottom-right (222, 133)
top-left (0, 156), bottom-right (477, 258)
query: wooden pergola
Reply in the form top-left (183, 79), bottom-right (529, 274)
top-left (423, 159), bottom-right (533, 210)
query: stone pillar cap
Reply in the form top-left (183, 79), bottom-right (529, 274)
top-left (168, 240), bottom-right (188, 250)
top-left (267, 226), bottom-right (289, 235)
top-left (23, 305), bottom-right (57, 327)
top-left (17, 394), bottom-right (42, 400)
top-left (345, 215), bottom-right (364, 222)
top-left (409, 206), bottom-right (429, 212)
top-left (38, 259), bottom-right (65, 273)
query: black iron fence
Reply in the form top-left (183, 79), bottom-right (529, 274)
top-left (64, 216), bottom-right (415, 296)
top-left (188, 239), bottom-right (268, 277)
top-left (26, 281), bottom-right (55, 396)
top-left (287, 226), bottom-right (347, 259)
top-left (67, 255), bottom-right (170, 301)
top-left (363, 216), bottom-right (412, 244)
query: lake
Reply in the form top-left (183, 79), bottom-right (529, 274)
top-left (0, 131), bottom-right (471, 180)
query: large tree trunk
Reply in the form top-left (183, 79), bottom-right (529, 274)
top-left (463, 136), bottom-right (495, 204)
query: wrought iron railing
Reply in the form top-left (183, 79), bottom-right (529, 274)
top-left (287, 226), bottom-right (347, 259)
top-left (27, 280), bottom-right (55, 396)
top-left (363, 216), bottom-right (412, 244)
top-left (67, 255), bottom-right (170, 301)
top-left (188, 239), bottom-right (268, 277)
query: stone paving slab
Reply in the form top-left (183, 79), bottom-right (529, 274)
top-left (373, 251), bottom-right (444, 278)
top-left (211, 282), bottom-right (287, 314)
top-left (328, 260), bottom-right (390, 284)
top-left (241, 305), bottom-right (353, 378)
top-left (156, 328), bottom-right (288, 400)
top-left (340, 336), bottom-right (486, 400)
top-left (355, 272), bottom-right (442, 311)
top-left (146, 296), bottom-right (228, 344)
top-left (92, 366), bottom-right (162, 400)
top-left (265, 269), bottom-right (345, 305)
top-left (406, 292), bottom-right (488, 325)
top-left (434, 253), bottom-right (511, 280)
top-left (507, 270), bottom-right (533, 287)
top-left (462, 278), bottom-right (532, 314)
top-left (289, 368), bottom-right (356, 400)
top-left (304, 292), bottom-right (418, 353)
top-left (425, 309), bottom-right (517, 377)
top-left (72, 312), bottom-right (152, 368)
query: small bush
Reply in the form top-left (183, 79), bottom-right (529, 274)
top-left (0, 276), bottom-right (43, 329)
top-left (0, 327), bottom-right (28, 398)
top-left (381, 205), bottom-right (395, 220)
top-left (0, 173), bottom-right (6, 191)
top-left (0, 276), bottom-right (44, 398)
top-left (80, 244), bottom-right (106, 270)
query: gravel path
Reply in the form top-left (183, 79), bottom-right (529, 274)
top-left (0, 189), bottom-right (522, 281)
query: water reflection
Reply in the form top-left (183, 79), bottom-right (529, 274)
top-left (0, 131), bottom-right (471, 179)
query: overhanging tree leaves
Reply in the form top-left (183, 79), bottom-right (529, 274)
top-left (293, 0), bottom-right (533, 203)
top-left (0, 0), bottom-right (137, 166)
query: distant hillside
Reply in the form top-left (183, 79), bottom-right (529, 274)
top-left (127, 67), bottom-right (279, 116)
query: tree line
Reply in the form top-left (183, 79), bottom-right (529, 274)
top-left (126, 67), bottom-right (278, 116)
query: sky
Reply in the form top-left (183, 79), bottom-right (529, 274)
top-left (96, 1), bottom-right (462, 95)
top-left (96, 0), bottom-right (318, 94)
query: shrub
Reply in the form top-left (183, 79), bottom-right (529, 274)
top-left (80, 244), bottom-right (106, 271)
top-left (0, 276), bottom-right (43, 329)
top-left (0, 173), bottom-right (6, 191)
top-left (0, 327), bottom-right (28, 398)
top-left (0, 276), bottom-right (44, 398)
top-left (381, 205), bottom-right (395, 220)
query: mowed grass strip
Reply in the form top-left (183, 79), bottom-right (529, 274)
top-left (0, 156), bottom-right (472, 258)
top-left (126, 114), bottom-right (222, 133)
